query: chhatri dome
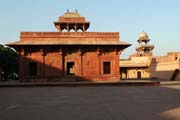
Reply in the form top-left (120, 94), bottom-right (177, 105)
top-left (138, 31), bottom-right (150, 41)
top-left (136, 31), bottom-right (154, 56)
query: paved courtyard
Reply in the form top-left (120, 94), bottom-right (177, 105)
top-left (0, 85), bottom-right (180, 120)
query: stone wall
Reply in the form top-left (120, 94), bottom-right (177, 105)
top-left (127, 68), bottom-right (149, 79)
top-left (19, 45), bottom-right (121, 82)
top-left (150, 53), bottom-right (180, 80)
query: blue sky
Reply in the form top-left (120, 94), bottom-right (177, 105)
top-left (0, 0), bottom-right (179, 58)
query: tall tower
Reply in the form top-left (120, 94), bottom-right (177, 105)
top-left (136, 32), bottom-right (154, 56)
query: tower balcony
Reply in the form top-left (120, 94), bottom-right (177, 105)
top-left (136, 45), bottom-right (154, 51)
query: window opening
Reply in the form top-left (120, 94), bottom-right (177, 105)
top-left (103, 62), bottom-right (111, 74)
top-left (29, 62), bottom-right (37, 76)
top-left (67, 62), bottom-right (75, 75)
top-left (137, 71), bottom-right (141, 79)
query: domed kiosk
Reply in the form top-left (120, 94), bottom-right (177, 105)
top-left (136, 32), bottom-right (154, 56)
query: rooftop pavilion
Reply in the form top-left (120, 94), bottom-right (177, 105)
top-left (54, 10), bottom-right (90, 32)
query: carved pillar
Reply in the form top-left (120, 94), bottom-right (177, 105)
top-left (78, 48), bottom-right (83, 75)
top-left (115, 49), bottom-right (122, 77)
top-left (67, 24), bottom-right (70, 32)
top-left (55, 24), bottom-right (61, 32)
top-left (40, 49), bottom-right (46, 78)
top-left (97, 46), bottom-right (101, 75)
top-left (82, 24), bottom-right (85, 32)
top-left (19, 49), bottom-right (25, 82)
top-left (59, 47), bottom-right (63, 77)
top-left (75, 23), bottom-right (77, 32)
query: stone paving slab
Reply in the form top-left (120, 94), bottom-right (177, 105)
top-left (0, 85), bottom-right (180, 120)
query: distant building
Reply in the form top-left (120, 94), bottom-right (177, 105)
top-left (120, 32), bottom-right (180, 80)
top-left (150, 52), bottom-right (180, 80)
top-left (7, 10), bottom-right (130, 82)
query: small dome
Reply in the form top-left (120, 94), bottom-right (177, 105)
top-left (138, 31), bottom-right (150, 41)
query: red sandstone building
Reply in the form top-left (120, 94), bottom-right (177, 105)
top-left (7, 10), bottom-right (130, 82)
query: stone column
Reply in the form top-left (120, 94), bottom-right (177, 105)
top-left (82, 24), bottom-right (85, 32)
top-left (78, 48), bottom-right (83, 75)
top-left (59, 47), bottom-right (63, 77)
top-left (19, 49), bottom-right (25, 82)
top-left (116, 50), bottom-right (122, 78)
top-left (40, 49), bottom-right (46, 78)
top-left (55, 24), bottom-right (61, 32)
top-left (67, 24), bottom-right (70, 32)
top-left (62, 48), bottom-right (65, 76)
top-left (75, 23), bottom-right (77, 32)
top-left (97, 46), bottom-right (101, 75)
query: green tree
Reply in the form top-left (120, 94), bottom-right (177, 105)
top-left (0, 44), bottom-right (19, 81)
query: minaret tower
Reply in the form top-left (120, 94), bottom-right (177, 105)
top-left (54, 9), bottom-right (90, 32)
top-left (136, 32), bottom-right (154, 56)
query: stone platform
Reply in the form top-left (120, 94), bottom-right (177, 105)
top-left (0, 80), bottom-right (160, 87)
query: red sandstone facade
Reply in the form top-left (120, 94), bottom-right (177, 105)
top-left (7, 10), bottom-right (130, 82)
